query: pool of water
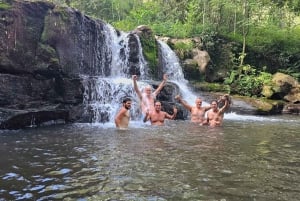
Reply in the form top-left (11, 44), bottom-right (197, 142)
top-left (0, 114), bottom-right (299, 200)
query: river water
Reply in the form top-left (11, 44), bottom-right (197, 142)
top-left (0, 114), bottom-right (299, 201)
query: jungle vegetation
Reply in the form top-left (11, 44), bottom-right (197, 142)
top-left (22, 0), bottom-right (300, 96)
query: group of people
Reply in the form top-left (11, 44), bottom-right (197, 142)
top-left (114, 74), bottom-right (231, 129)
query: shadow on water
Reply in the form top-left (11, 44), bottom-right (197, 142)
top-left (0, 115), bottom-right (299, 201)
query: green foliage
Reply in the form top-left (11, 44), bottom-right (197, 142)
top-left (31, 0), bottom-right (299, 83)
top-left (139, 33), bottom-right (158, 77)
top-left (243, 25), bottom-right (300, 54)
top-left (225, 65), bottom-right (273, 96)
top-left (0, 2), bottom-right (11, 10)
top-left (172, 41), bottom-right (194, 59)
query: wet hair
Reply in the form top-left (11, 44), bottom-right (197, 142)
top-left (122, 97), bottom-right (132, 104)
top-left (211, 100), bottom-right (218, 104)
top-left (154, 100), bottom-right (161, 106)
top-left (143, 85), bottom-right (152, 92)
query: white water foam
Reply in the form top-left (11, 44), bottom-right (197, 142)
top-left (224, 112), bottom-right (300, 122)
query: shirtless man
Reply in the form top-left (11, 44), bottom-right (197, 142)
top-left (205, 95), bottom-right (230, 127)
top-left (143, 101), bottom-right (177, 126)
top-left (175, 95), bottom-right (211, 124)
top-left (114, 98), bottom-right (132, 129)
top-left (132, 74), bottom-right (168, 114)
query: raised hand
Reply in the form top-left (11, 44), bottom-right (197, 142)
top-left (163, 74), bottom-right (168, 81)
top-left (174, 95), bottom-right (181, 101)
top-left (132, 75), bottom-right (138, 81)
top-left (173, 106), bottom-right (178, 114)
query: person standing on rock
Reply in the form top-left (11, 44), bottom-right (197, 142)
top-left (132, 74), bottom-right (168, 115)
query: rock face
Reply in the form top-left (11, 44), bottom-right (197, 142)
top-left (0, 1), bottom-right (182, 129)
top-left (262, 72), bottom-right (300, 104)
top-left (0, 0), bottom-right (144, 129)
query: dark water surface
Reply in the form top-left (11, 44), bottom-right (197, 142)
top-left (0, 115), bottom-right (299, 201)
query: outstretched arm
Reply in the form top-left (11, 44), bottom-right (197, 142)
top-left (132, 75), bottom-right (142, 100)
top-left (175, 95), bottom-right (192, 111)
top-left (153, 74), bottom-right (167, 96)
top-left (203, 105), bottom-right (212, 112)
top-left (219, 99), bottom-right (229, 114)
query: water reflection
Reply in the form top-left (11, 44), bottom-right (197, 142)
top-left (0, 116), bottom-right (299, 200)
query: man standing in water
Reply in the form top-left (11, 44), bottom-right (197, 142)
top-left (205, 95), bottom-right (230, 127)
top-left (175, 95), bottom-right (211, 125)
top-left (132, 74), bottom-right (168, 115)
top-left (115, 98), bottom-right (132, 129)
top-left (143, 101), bottom-right (177, 126)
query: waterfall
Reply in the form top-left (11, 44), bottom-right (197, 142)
top-left (158, 40), bottom-right (186, 82)
top-left (81, 24), bottom-right (148, 123)
top-left (81, 26), bottom-right (202, 123)
top-left (104, 24), bottom-right (130, 77)
top-left (82, 76), bottom-right (141, 123)
top-left (158, 40), bottom-right (200, 106)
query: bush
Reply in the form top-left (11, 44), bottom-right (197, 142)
top-left (225, 65), bottom-right (272, 97)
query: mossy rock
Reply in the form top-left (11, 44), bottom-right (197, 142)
top-left (261, 85), bottom-right (274, 98)
top-left (139, 33), bottom-right (158, 77)
top-left (133, 25), bottom-right (159, 78)
top-left (233, 96), bottom-right (284, 115)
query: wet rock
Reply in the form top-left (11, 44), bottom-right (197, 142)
top-left (0, 106), bottom-right (69, 129)
top-left (282, 104), bottom-right (300, 114)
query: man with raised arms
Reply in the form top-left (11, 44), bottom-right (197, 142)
top-left (132, 74), bottom-right (168, 115)
top-left (175, 95), bottom-right (211, 125)
top-left (205, 95), bottom-right (230, 127)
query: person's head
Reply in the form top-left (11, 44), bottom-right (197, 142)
top-left (122, 98), bottom-right (132, 110)
top-left (154, 101), bottom-right (162, 112)
top-left (220, 94), bottom-right (229, 101)
top-left (143, 85), bottom-right (152, 96)
top-left (210, 100), bottom-right (218, 110)
top-left (223, 94), bottom-right (232, 105)
top-left (195, 97), bottom-right (203, 108)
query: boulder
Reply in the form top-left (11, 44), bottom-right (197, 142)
top-left (192, 49), bottom-right (210, 73)
top-left (282, 104), bottom-right (300, 114)
top-left (271, 72), bottom-right (298, 97)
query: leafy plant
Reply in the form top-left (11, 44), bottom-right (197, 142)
top-left (226, 65), bottom-right (272, 96)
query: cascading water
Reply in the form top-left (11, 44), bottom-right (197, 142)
top-left (81, 23), bottom-right (146, 123)
top-left (81, 26), bottom-right (203, 124)
top-left (158, 40), bottom-right (200, 106)
top-left (158, 40), bottom-right (186, 82)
